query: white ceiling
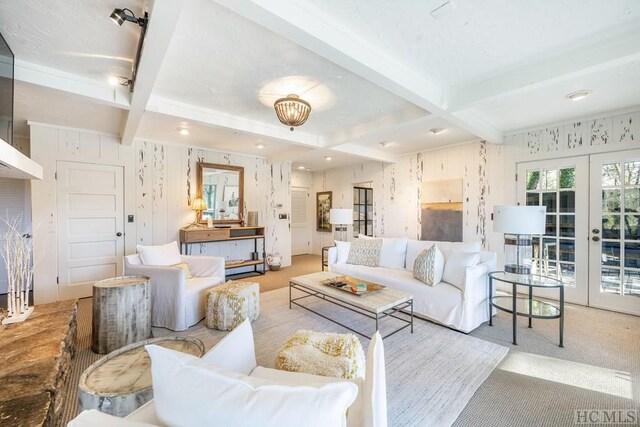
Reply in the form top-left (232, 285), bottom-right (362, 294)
top-left (1, 0), bottom-right (639, 170)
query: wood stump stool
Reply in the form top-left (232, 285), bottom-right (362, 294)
top-left (92, 276), bottom-right (151, 354)
top-left (78, 336), bottom-right (205, 417)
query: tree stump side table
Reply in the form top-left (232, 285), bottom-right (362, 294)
top-left (78, 336), bottom-right (205, 417)
top-left (92, 275), bottom-right (152, 354)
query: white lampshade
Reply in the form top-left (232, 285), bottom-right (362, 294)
top-left (493, 206), bottom-right (546, 234)
top-left (329, 208), bottom-right (353, 225)
top-left (191, 197), bottom-right (207, 211)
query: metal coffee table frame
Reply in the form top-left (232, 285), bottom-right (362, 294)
top-left (289, 281), bottom-right (414, 339)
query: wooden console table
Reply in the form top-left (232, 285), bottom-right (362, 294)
top-left (179, 226), bottom-right (266, 278)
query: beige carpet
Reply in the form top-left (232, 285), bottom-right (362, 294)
top-left (233, 254), bottom-right (321, 292)
top-left (58, 282), bottom-right (508, 427)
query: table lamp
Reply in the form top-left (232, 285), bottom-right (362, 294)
top-left (493, 205), bottom-right (546, 277)
top-left (329, 208), bottom-right (353, 242)
top-left (186, 197), bottom-right (207, 229)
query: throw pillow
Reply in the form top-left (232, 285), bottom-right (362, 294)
top-left (146, 345), bottom-right (358, 427)
top-left (413, 245), bottom-right (444, 286)
top-left (136, 241), bottom-right (181, 266)
top-left (170, 262), bottom-right (193, 279)
top-left (347, 238), bottom-right (382, 267)
top-left (442, 250), bottom-right (480, 290)
top-left (334, 240), bottom-right (351, 265)
top-left (359, 234), bottom-right (408, 269)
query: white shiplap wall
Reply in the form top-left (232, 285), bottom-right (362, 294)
top-left (30, 123), bottom-right (291, 304)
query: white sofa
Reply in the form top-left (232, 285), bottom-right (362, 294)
top-left (328, 238), bottom-right (496, 333)
top-left (69, 319), bottom-right (387, 427)
top-left (124, 253), bottom-right (225, 331)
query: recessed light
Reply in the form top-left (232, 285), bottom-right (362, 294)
top-left (108, 75), bottom-right (119, 86)
top-left (430, 128), bottom-right (445, 135)
top-left (324, 156), bottom-right (332, 161)
top-left (177, 127), bottom-right (189, 136)
top-left (255, 143), bottom-right (265, 149)
top-left (297, 166), bottom-right (305, 170)
top-left (306, 168), bottom-right (311, 171)
top-left (565, 90), bottom-right (591, 101)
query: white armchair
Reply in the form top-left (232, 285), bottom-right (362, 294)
top-left (69, 320), bottom-right (387, 427)
top-left (123, 254), bottom-right (225, 331)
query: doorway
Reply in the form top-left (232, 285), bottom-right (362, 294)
top-left (518, 149), bottom-right (640, 316)
top-left (291, 187), bottom-right (310, 255)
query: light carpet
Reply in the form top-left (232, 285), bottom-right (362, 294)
top-left (59, 286), bottom-right (508, 427)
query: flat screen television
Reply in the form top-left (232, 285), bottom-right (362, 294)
top-left (0, 32), bottom-right (14, 146)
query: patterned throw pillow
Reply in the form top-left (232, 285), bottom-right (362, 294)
top-left (413, 244), bottom-right (444, 286)
top-left (346, 238), bottom-right (382, 267)
top-left (171, 262), bottom-right (193, 279)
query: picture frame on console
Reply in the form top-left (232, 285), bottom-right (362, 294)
top-left (316, 191), bottom-right (332, 232)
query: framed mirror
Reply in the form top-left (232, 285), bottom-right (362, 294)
top-left (197, 162), bottom-right (244, 224)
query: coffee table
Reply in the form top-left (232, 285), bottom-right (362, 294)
top-left (289, 272), bottom-right (413, 339)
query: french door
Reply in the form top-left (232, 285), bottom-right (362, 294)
top-left (518, 150), bottom-right (640, 316)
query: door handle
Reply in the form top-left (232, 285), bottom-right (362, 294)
top-left (116, 232), bottom-right (123, 237)
top-left (592, 236), bottom-right (600, 242)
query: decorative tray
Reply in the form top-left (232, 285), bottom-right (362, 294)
top-left (320, 276), bottom-right (385, 296)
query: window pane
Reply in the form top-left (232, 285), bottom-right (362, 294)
top-left (542, 238), bottom-right (557, 260)
top-left (602, 215), bottom-right (620, 239)
top-left (543, 170), bottom-right (558, 190)
top-left (559, 168), bottom-right (575, 189)
top-left (602, 189), bottom-right (621, 212)
top-left (359, 205), bottom-right (366, 220)
top-left (527, 192), bottom-right (539, 206)
top-left (353, 209), bottom-right (358, 222)
top-left (623, 270), bottom-right (640, 297)
top-left (353, 222), bottom-right (360, 236)
top-left (625, 161), bottom-right (640, 185)
top-left (366, 220), bottom-right (373, 236)
top-left (366, 205), bottom-right (373, 219)
top-left (625, 187), bottom-right (640, 213)
top-left (601, 268), bottom-right (621, 295)
top-left (559, 263), bottom-right (576, 287)
top-left (602, 242), bottom-right (620, 266)
top-left (545, 215), bottom-right (557, 236)
top-left (602, 163), bottom-right (622, 187)
top-left (624, 215), bottom-right (640, 240)
top-left (526, 170), bottom-right (540, 190)
top-left (366, 189), bottom-right (373, 205)
top-left (353, 189), bottom-right (360, 204)
top-left (625, 242), bottom-right (640, 268)
top-left (359, 189), bottom-right (366, 203)
top-left (559, 239), bottom-right (575, 262)
top-left (559, 215), bottom-right (575, 237)
top-left (559, 191), bottom-right (575, 213)
top-left (542, 192), bottom-right (557, 213)
top-left (532, 237), bottom-right (541, 259)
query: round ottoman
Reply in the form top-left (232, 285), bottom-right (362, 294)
top-left (275, 330), bottom-right (365, 379)
top-left (206, 280), bottom-right (260, 330)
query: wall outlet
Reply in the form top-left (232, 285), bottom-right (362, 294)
top-left (279, 213), bottom-right (288, 219)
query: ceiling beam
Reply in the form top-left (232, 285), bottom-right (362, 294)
top-left (213, 0), bottom-right (503, 143)
top-left (448, 30), bottom-right (640, 111)
top-left (329, 143), bottom-right (397, 164)
top-left (14, 60), bottom-right (130, 109)
top-left (147, 95), bottom-right (324, 148)
top-left (120, 0), bottom-right (185, 145)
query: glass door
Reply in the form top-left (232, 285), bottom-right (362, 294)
top-left (517, 157), bottom-right (589, 305)
top-left (589, 150), bottom-right (640, 315)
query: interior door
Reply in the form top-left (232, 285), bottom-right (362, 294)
top-left (57, 161), bottom-right (124, 300)
top-left (589, 150), bottom-right (640, 316)
top-left (291, 188), bottom-right (310, 255)
top-left (517, 156), bottom-right (589, 304)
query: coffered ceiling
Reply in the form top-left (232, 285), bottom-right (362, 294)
top-left (1, 0), bottom-right (639, 171)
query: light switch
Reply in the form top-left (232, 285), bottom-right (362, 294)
top-left (279, 213), bottom-right (288, 219)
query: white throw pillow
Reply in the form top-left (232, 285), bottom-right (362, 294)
top-left (412, 245), bottom-right (445, 286)
top-left (442, 250), bottom-right (480, 290)
top-left (405, 240), bottom-right (434, 272)
top-left (335, 241), bottom-right (351, 265)
top-left (359, 235), bottom-right (407, 269)
top-left (202, 319), bottom-right (256, 376)
top-left (363, 331), bottom-right (387, 427)
top-left (451, 240), bottom-right (482, 254)
top-left (136, 241), bottom-right (181, 266)
top-left (68, 410), bottom-right (156, 427)
top-left (146, 345), bottom-right (358, 427)
top-left (347, 238), bottom-right (382, 267)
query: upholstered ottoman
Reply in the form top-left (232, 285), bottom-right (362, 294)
top-left (275, 330), bottom-right (365, 379)
top-left (205, 280), bottom-right (259, 330)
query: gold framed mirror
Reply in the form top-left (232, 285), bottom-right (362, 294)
top-left (196, 162), bottom-right (244, 224)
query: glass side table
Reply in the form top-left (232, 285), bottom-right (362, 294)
top-left (321, 245), bottom-right (334, 271)
top-left (488, 271), bottom-right (564, 347)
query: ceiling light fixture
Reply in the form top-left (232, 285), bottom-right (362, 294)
top-left (177, 127), bottom-right (189, 136)
top-left (255, 143), bottom-right (265, 149)
top-left (565, 90), bottom-right (592, 101)
top-left (430, 128), bottom-right (445, 134)
top-left (297, 166), bottom-right (305, 170)
top-left (324, 156), bottom-right (332, 161)
top-left (109, 7), bottom-right (148, 93)
top-left (108, 75), bottom-right (131, 86)
top-left (274, 94), bottom-right (311, 131)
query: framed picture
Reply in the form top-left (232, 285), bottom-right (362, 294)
top-left (316, 191), bottom-right (332, 232)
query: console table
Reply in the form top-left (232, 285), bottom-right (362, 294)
top-left (488, 271), bottom-right (564, 347)
top-left (179, 226), bottom-right (266, 278)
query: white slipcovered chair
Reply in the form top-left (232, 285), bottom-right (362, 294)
top-left (123, 242), bottom-right (225, 331)
top-left (69, 319), bottom-right (387, 427)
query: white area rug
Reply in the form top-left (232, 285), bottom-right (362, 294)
top-left (153, 287), bottom-right (508, 427)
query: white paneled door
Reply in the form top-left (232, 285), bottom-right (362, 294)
top-left (57, 161), bottom-right (124, 300)
top-left (291, 188), bottom-right (310, 255)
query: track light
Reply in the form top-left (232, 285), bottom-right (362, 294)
top-left (110, 8), bottom-right (147, 27)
